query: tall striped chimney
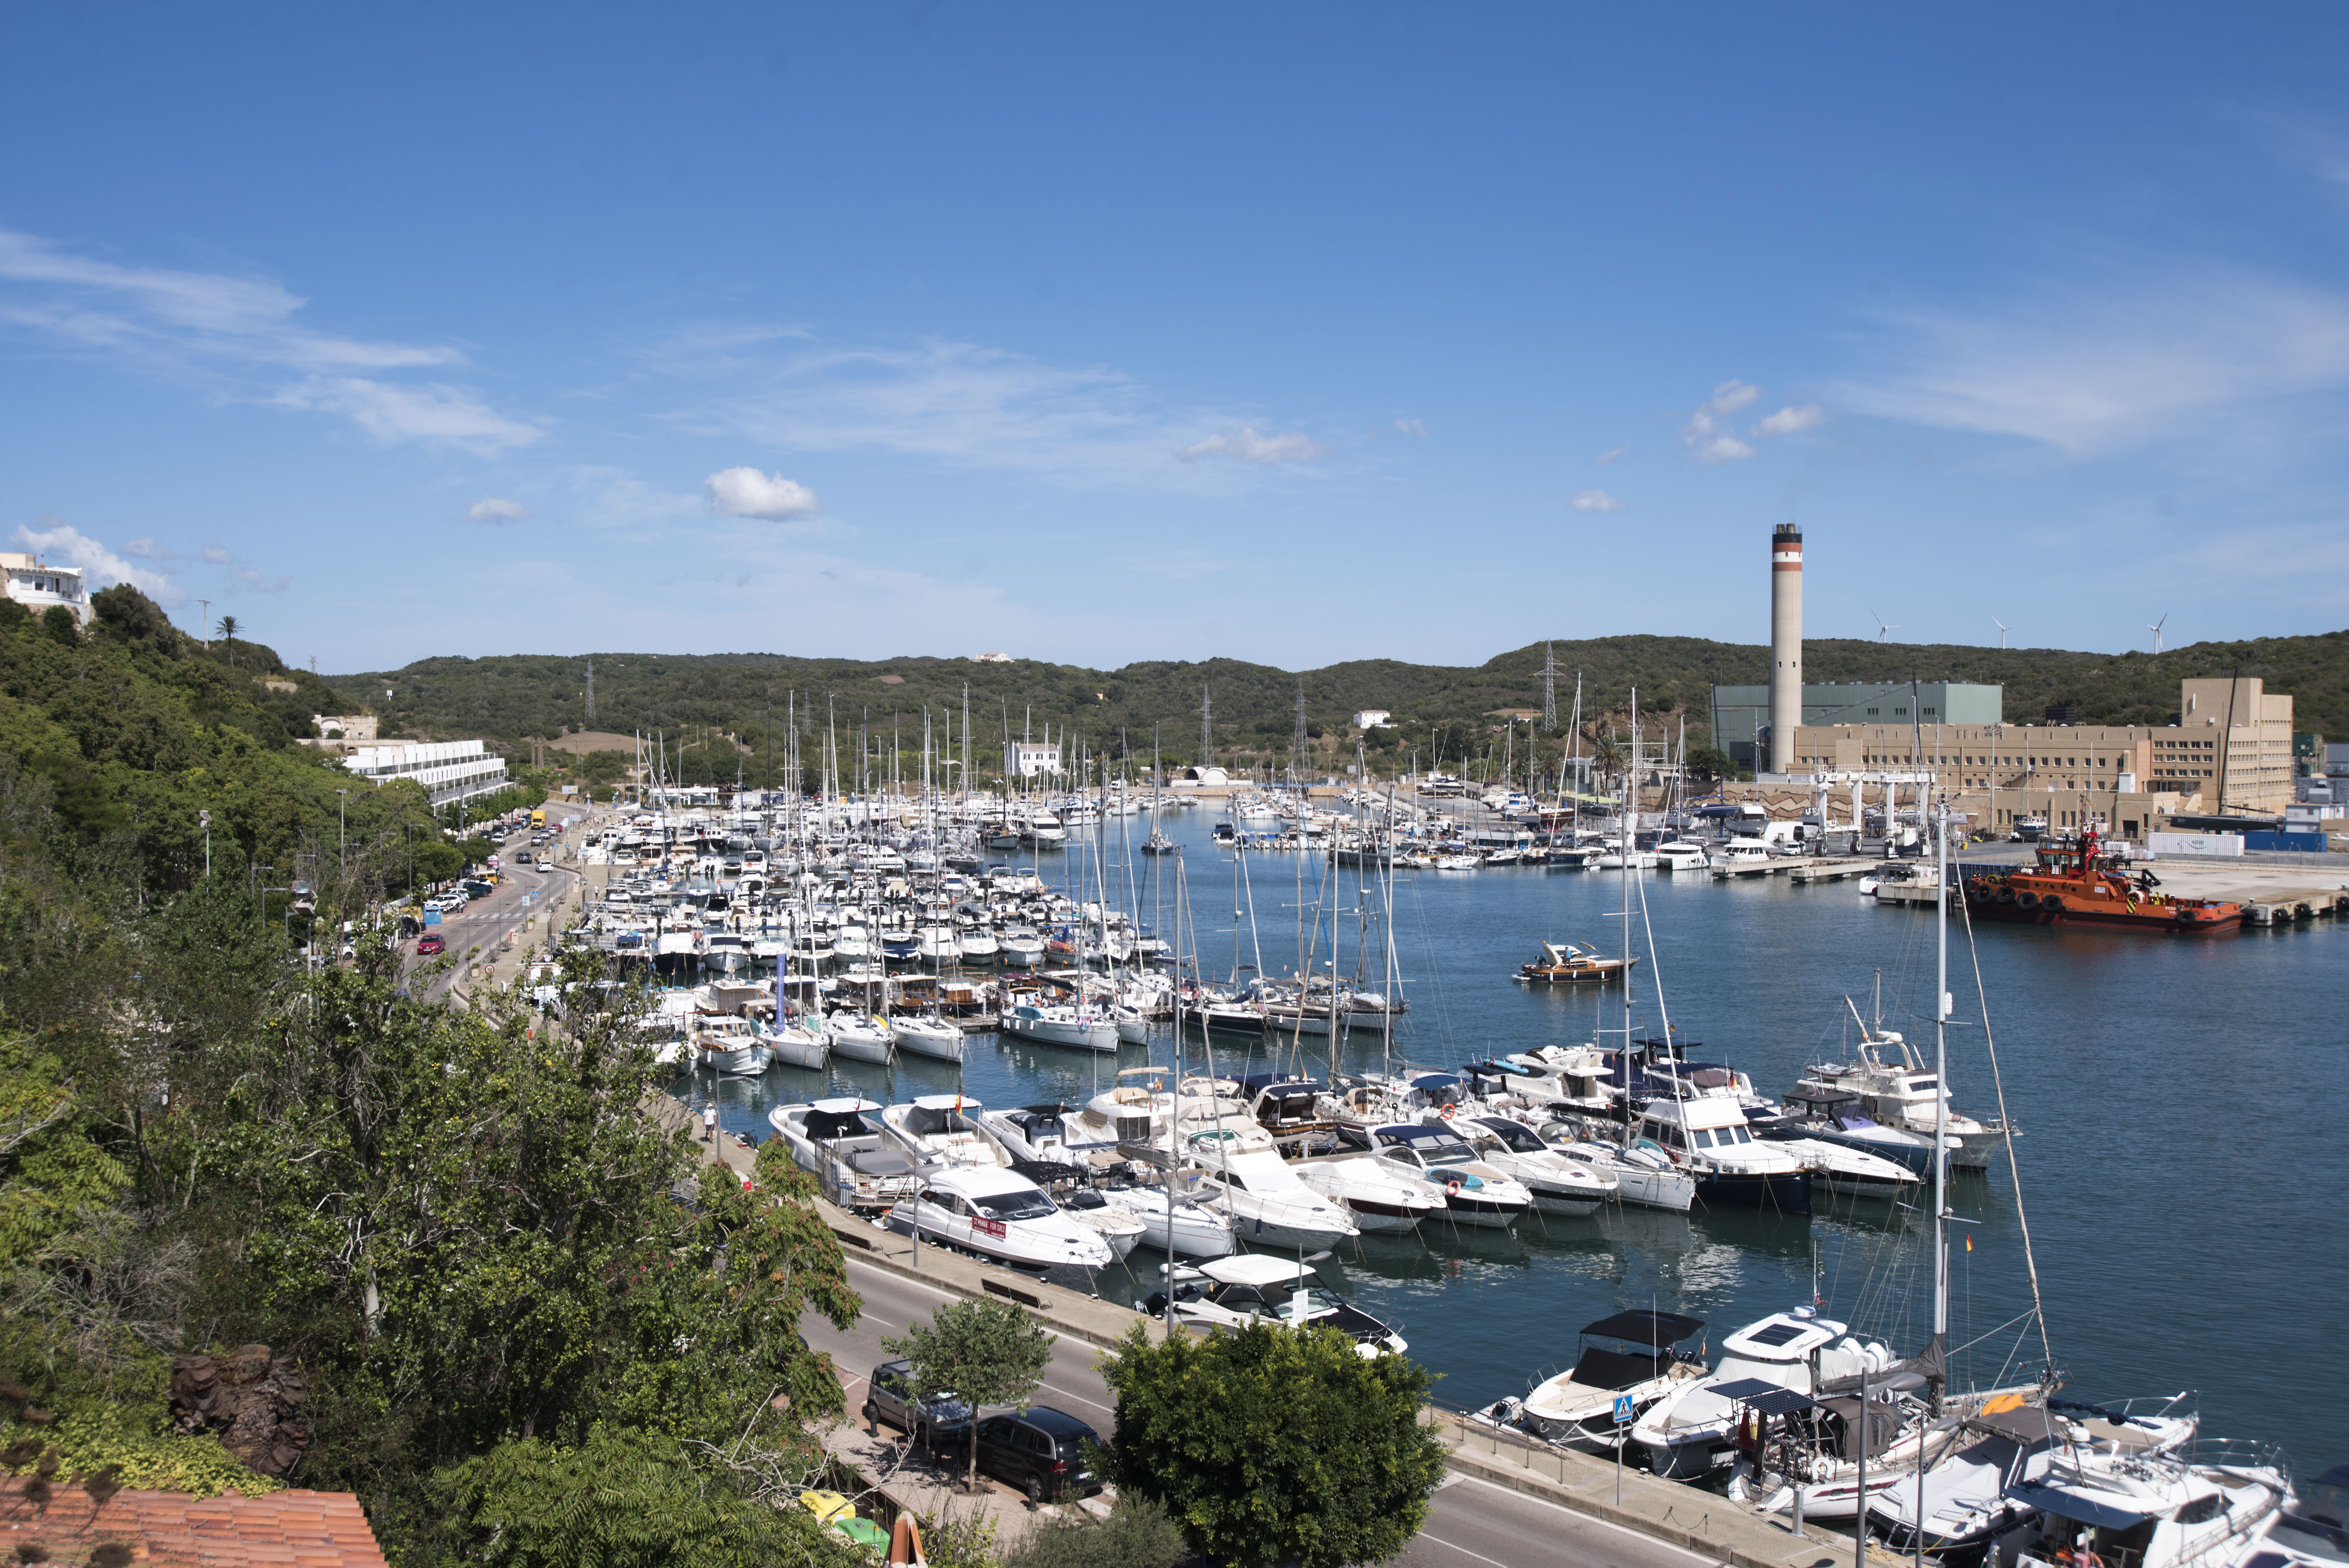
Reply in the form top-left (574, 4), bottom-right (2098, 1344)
top-left (1768, 524), bottom-right (1803, 775)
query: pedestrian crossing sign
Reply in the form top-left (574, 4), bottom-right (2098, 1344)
top-left (1612, 1395), bottom-right (1635, 1425)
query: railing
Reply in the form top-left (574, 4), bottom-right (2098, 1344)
top-left (2188, 1437), bottom-right (2293, 1491)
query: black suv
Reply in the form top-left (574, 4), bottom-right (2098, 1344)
top-left (863, 1359), bottom-right (971, 1446)
top-left (969, 1406), bottom-right (1103, 1504)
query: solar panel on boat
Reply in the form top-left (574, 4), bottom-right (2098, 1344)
top-left (1744, 1321), bottom-right (1808, 1347)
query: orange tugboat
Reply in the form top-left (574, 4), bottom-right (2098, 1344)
top-left (1962, 823), bottom-right (2243, 933)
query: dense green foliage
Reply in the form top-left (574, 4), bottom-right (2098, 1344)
top-left (1100, 1321), bottom-right (1449, 1568)
top-left (1002, 1497), bottom-right (1187, 1568)
top-left (0, 599), bottom-right (867, 1564)
top-left (332, 629), bottom-right (2349, 784)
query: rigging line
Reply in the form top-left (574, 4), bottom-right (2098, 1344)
top-left (1958, 886), bottom-right (2055, 1372)
top-left (1948, 1308), bottom-right (2042, 1358)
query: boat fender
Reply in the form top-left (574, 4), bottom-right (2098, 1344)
top-left (1446, 1179), bottom-right (1463, 1197)
top-left (2015, 892), bottom-right (2037, 908)
top-left (1995, 888), bottom-right (2014, 905)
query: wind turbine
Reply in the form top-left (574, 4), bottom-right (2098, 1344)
top-left (1992, 617), bottom-right (2011, 650)
top-left (1872, 612), bottom-right (1900, 644)
top-left (2148, 613), bottom-right (2168, 655)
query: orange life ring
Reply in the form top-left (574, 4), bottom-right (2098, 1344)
top-left (1445, 1179), bottom-right (1464, 1197)
top-left (1441, 1103), bottom-right (1456, 1120)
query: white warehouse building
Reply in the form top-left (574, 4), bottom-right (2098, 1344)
top-left (341, 739), bottom-right (510, 806)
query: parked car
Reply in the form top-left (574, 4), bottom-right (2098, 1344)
top-left (967, 1407), bottom-right (1103, 1504)
top-left (862, 1359), bottom-right (970, 1447)
top-left (416, 933), bottom-right (446, 956)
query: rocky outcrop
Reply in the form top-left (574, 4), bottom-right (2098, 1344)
top-left (168, 1345), bottom-right (310, 1479)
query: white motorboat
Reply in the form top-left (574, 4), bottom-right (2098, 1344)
top-left (1451, 1115), bottom-right (1613, 1214)
top-left (1097, 1179), bottom-right (1238, 1259)
top-left (981, 1103), bottom-right (1086, 1165)
top-left (1292, 1155), bottom-right (1445, 1233)
top-left (1631, 1306), bottom-right (1885, 1478)
top-left (1636, 1096), bottom-right (1812, 1213)
top-left (1144, 1254), bottom-right (1406, 1357)
top-left (1518, 1310), bottom-right (1709, 1449)
top-left (998, 928), bottom-right (1046, 966)
top-left (826, 1012), bottom-right (896, 1063)
top-left (1835, 1398), bottom-right (2189, 1541)
top-left (1182, 1126), bottom-right (1360, 1249)
top-left (1774, 1134), bottom-right (1922, 1200)
top-left (1984, 1436), bottom-right (2288, 1568)
top-left (956, 927), bottom-right (1000, 963)
top-left (1654, 841), bottom-right (1712, 872)
top-left (692, 1016), bottom-right (772, 1075)
top-left (760, 1019), bottom-right (830, 1070)
top-left (1367, 1123), bottom-right (1535, 1229)
top-left (767, 1098), bottom-right (923, 1213)
top-left (887, 1165), bottom-right (1113, 1270)
top-left (1794, 1015), bottom-right (2008, 1171)
top-left (999, 1001), bottom-right (1119, 1053)
top-left (1110, 1003), bottom-right (1151, 1045)
top-left (891, 1014), bottom-right (967, 1063)
top-left (1055, 1188), bottom-right (1148, 1259)
top-left (881, 1094), bottom-right (1008, 1170)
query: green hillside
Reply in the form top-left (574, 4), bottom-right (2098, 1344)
top-left (330, 629), bottom-right (2349, 784)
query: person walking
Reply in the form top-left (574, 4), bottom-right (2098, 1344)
top-left (702, 1102), bottom-right (718, 1143)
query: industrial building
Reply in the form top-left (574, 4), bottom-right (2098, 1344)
top-left (1711, 678), bottom-right (2005, 769)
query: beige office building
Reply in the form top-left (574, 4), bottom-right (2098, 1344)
top-left (1781, 676), bottom-right (2295, 837)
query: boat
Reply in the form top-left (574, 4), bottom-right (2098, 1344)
top-left (1366, 1123), bottom-right (1535, 1229)
top-left (2264, 1460), bottom-right (2349, 1565)
top-left (1515, 941), bottom-right (1639, 986)
top-left (1982, 1438), bottom-right (2289, 1568)
top-left (999, 928), bottom-right (1047, 966)
top-left (1962, 823), bottom-right (2243, 932)
top-left (1794, 1007), bottom-right (2009, 1171)
top-left (1182, 1125), bottom-right (1361, 1249)
top-left (881, 1094), bottom-right (1007, 1170)
top-left (1654, 841), bottom-right (1712, 872)
top-left (1097, 1178), bottom-right (1238, 1259)
top-left (891, 1014), bottom-right (967, 1063)
top-left (1529, 1118), bottom-right (1697, 1212)
top-left (887, 1164), bottom-right (1114, 1270)
top-left (1518, 1310), bottom-right (1709, 1449)
top-left (1054, 1188), bottom-right (1148, 1259)
top-left (1449, 1114), bottom-right (1614, 1214)
top-left (980, 1103), bottom-right (1086, 1165)
top-left (692, 1014), bottom-right (773, 1075)
top-left (760, 1017), bottom-right (830, 1070)
top-left (1635, 1095), bottom-right (1812, 1213)
top-left (1141, 830), bottom-right (1177, 856)
top-left (1763, 1088), bottom-right (1950, 1180)
top-left (1142, 1254), bottom-right (1408, 1357)
top-left (1292, 1154), bottom-right (1446, 1233)
top-left (999, 1001), bottom-right (1119, 1053)
top-left (1629, 1306), bottom-right (1885, 1478)
top-left (768, 1098), bottom-right (924, 1213)
top-left (826, 1012), bottom-right (897, 1063)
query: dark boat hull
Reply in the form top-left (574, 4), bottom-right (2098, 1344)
top-left (1694, 1169), bottom-right (1811, 1214)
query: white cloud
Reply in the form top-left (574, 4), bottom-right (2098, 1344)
top-left (467, 496), bottom-right (534, 523)
top-left (120, 536), bottom-right (175, 560)
top-left (1394, 418), bottom-right (1427, 437)
top-left (229, 567), bottom-right (290, 594)
top-left (1837, 268), bottom-right (2349, 456)
top-left (1595, 446), bottom-right (1627, 465)
top-left (202, 544), bottom-right (232, 564)
top-left (1752, 403), bottom-right (1825, 437)
top-left (1178, 426), bottom-right (1327, 465)
top-left (1570, 489), bottom-right (1626, 512)
top-left (271, 376), bottom-right (543, 453)
top-left (12, 517), bottom-right (183, 605)
top-left (705, 467), bottom-right (821, 519)
top-left (1682, 380), bottom-right (1761, 462)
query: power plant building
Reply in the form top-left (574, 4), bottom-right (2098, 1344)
top-left (1711, 679), bottom-right (2006, 770)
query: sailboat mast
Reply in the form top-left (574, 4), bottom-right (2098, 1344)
top-left (1931, 793), bottom-right (1950, 1410)
top-left (1619, 686), bottom-right (1637, 1150)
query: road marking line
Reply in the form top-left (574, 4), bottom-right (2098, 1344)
top-left (1414, 1531), bottom-right (1513, 1568)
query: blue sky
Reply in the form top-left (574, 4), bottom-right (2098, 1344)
top-left (5, 4), bottom-right (2349, 673)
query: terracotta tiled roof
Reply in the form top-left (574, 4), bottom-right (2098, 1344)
top-left (0, 1478), bottom-right (385, 1568)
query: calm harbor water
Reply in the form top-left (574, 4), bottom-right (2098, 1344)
top-left (675, 809), bottom-right (2348, 1473)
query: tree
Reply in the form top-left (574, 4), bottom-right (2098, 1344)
top-left (42, 605), bottom-right (80, 647)
top-left (215, 614), bottom-right (239, 668)
top-left (882, 1297), bottom-right (1052, 1492)
top-left (1100, 1321), bottom-right (1448, 1568)
top-left (1686, 745), bottom-right (1740, 785)
top-left (1005, 1496), bottom-right (1187, 1568)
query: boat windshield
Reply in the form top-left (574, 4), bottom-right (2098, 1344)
top-left (970, 1188), bottom-right (1057, 1220)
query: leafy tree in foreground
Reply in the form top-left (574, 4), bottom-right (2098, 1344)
top-left (1004, 1495), bottom-right (1187, 1568)
top-left (1100, 1321), bottom-right (1448, 1568)
top-left (883, 1297), bottom-right (1052, 1492)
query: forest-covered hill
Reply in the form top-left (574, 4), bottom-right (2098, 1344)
top-left (330, 629), bottom-right (2349, 783)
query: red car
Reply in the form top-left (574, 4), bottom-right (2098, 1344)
top-left (416, 933), bottom-right (446, 956)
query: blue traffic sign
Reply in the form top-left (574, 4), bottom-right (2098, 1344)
top-left (1612, 1395), bottom-right (1636, 1425)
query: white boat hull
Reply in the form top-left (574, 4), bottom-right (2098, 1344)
top-left (1000, 1014), bottom-right (1120, 1052)
top-left (892, 1020), bottom-right (967, 1063)
top-left (766, 1028), bottom-right (829, 1070)
top-left (828, 1023), bottom-right (896, 1063)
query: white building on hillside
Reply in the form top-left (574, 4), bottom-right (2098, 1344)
top-left (1005, 740), bottom-right (1061, 778)
top-left (1354, 709), bottom-right (1392, 730)
top-left (342, 740), bottom-right (509, 806)
top-left (0, 554), bottom-right (90, 625)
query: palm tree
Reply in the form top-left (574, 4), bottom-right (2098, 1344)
top-left (215, 615), bottom-right (239, 669)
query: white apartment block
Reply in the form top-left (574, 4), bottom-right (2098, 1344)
top-left (1005, 740), bottom-right (1062, 778)
top-left (341, 739), bottom-right (510, 806)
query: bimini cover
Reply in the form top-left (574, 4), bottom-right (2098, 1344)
top-left (1407, 1074), bottom-right (1465, 1096)
top-left (1581, 1310), bottom-right (1705, 1347)
top-left (906, 1099), bottom-right (983, 1136)
top-left (2008, 1482), bottom-right (2156, 1532)
top-left (1963, 1405), bottom-right (2065, 1449)
top-left (804, 1100), bottom-right (881, 1141)
top-left (1566, 1345), bottom-right (1667, 1390)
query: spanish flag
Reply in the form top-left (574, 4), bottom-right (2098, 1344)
top-left (1964, 1233), bottom-right (1973, 1253)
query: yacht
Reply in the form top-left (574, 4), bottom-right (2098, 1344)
top-left (1182, 1125), bottom-right (1361, 1249)
top-left (1635, 1096), bottom-right (1811, 1213)
top-left (1528, 1120), bottom-right (1697, 1212)
top-left (1054, 1188), bottom-right (1149, 1259)
top-left (1630, 1306), bottom-right (1883, 1478)
top-left (888, 1165), bottom-right (1114, 1271)
top-left (881, 1094), bottom-right (1008, 1170)
top-left (1985, 1438), bottom-right (2288, 1568)
top-left (1292, 1155), bottom-right (1446, 1233)
top-left (825, 1011), bottom-right (896, 1064)
top-left (890, 1014), bottom-right (966, 1063)
top-left (691, 1015), bottom-right (772, 1075)
top-left (998, 928), bottom-right (1046, 966)
top-left (1794, 1018), bottom-right (2007, 1171)
top-left (999, 1000), bottom-right (1119, 1052)
top-left (1858, 1397), bottom-right (2198, 1545)
top-left (1142, 1254), bottom-right (1407, 1357)
top-left (1654, 841), bottom-right (1712, 872)
top-left (768, 1098), bottom-right (923, 1213)
top-left (1097, 1178), bottom-right (1238, 1259)
top-left (1451, 1115), bottom-right (1614, 1214)
top-left (1765, 1088), bottom-right (1950, 1179)
top-left (1367, 1123), bottom-right (1535, 1230)
top-left (955, 925), bottom-right (1000, 963)
top-left (759, 1016), bottom-right (830, 1070)
top-left (1518, 1310), bottom-right (1709, 1449)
